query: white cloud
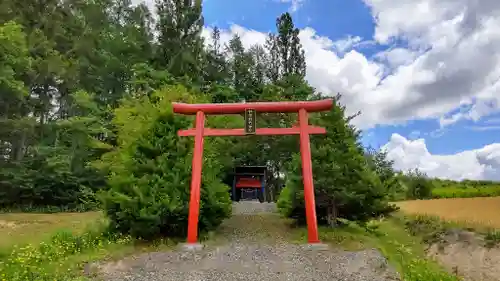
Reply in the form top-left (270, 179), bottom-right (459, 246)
top-left (278, 0), bottom-right (305, 13)
top-left (375, 48), bottom-right (420, 68)
top-left (383, 134), bottom-right (500, 181)
top-left (465, 125), bottom-right (500, 131)
top-left (332, 35), bottom-right (362, 53)
top-left (485, 118), bottom-right (500, 124)
top-left (202, 25), bottom-right (268, 50)
top-left (206, 0), bottom-right (500, 130)
top-left (428, 128), bottom-right (447, 138)
top-left (408, 130), bottom-right (421, 140)
top-left (363, 0), bottom-right (500, 127)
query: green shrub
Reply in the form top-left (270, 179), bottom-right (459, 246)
top-left (0, 155), bottom-right (104, 210)
top-left (277, 184), bottom-right (294, 217)
top-left (403, 215), bottom-right (447, 244)
top-left (404, 169), bottom-right (434, 199)
top-left (98, 86), bottom-right (232, 240)
top-left (365, 148), bottom-right (406, 201)
top-left (279, 98), bottom-right (396, 226)
top-left (400, 256), bottom-right (460, 281)
top-left (485, 230), bottom-right (500, 248)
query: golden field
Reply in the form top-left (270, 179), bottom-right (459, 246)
top-left (395, 197), bottom-right (500, 229)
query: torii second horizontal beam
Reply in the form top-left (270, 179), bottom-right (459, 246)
top-left (177, 126), bottom-right (327, 137)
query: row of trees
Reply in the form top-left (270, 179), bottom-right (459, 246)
top-left (1, 0), bottom-right (410, 238)
top-left (431, 178), bottom-right (500, 189)
top-left (0, 0), bottom-right (306, 209)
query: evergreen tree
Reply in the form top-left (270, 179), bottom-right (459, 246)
top-left (227, 34), bottom-right (256, 101)
top-left (99, 86), bottom-right (231, 239)
top-left (0, 0), bottom-right (156, 209)
top-left (0, 21), bottom-right (32, 163)
top-left (248, 45), bottom-right (267, 86)
top-left (365, 147), bottom-right (405, 201)
top-left (203, 27), bottom-right (230, 86)
top-left (278, 95), bottom-right (396, 226)
top-left (266, 12), bottom-right (306, 81)
top-left (265, 33), bottom-right (280, 83)
top-left (202, 26), bottom-right (235, 102)
top-left (155, 0), bottom-right (204, 84)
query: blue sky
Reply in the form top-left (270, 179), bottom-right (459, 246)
top-left (204, 0), bottom-right (375, 43)
top-left (362, 114), bottom-right (500, 154)
top-left (200, 0), bottom-right (500, 180)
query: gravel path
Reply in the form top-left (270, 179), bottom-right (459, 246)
top-left (97, 202), bottom-right (399, 281)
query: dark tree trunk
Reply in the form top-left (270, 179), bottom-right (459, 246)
top-left (326, 200), bottom-right (338, 227)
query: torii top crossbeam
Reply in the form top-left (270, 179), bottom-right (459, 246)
top-left (172, 99), bottom-right (333, 115)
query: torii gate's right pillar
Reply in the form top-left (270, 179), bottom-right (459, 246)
top-left (298, 108), bottom-right (320, 243)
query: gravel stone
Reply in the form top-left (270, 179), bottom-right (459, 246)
top-left (232, 201), bottom-right (278, 214)
top-left (97, 202), bottom-right (400, 281)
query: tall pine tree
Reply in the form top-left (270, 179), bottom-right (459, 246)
top-left (155, 0), bottom-right (204, 84)
top-left (265, 12), bottom-right (306, 82)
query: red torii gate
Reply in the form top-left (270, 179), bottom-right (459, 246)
top-left (173, 99), bottom-right (333, 245)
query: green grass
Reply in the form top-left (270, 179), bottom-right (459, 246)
top-left (373, 218), bottom-right (459, 281)
top-left (294, 217), bottom-right (461, 281)
top-left (432, 186), bottom-right (500, 198)
top-left (0, 223), bottom-right (126, 280)
top-left (400, 213), bottom-right (500, 248)
top-left (0, 211), bottom-right (102, 252)
top-left (26, 235), bottom-right (178, 280)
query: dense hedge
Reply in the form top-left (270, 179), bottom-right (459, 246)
top-left (0, 148), bottom-right (105, 211)
top-left (98, 86), bottom-right (232, 240)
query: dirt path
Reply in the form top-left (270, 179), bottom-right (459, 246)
top-left (97, 202), bottom-right (399, 281)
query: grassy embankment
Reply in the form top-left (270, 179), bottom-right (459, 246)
top-left (293, 216), bottom-right (460, 281)
top-left (293, 197), bottom-right (500, 281)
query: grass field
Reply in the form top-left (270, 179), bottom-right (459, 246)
top-left (395, 196), bottom-right (500, 229)
top-left (432, 186), bottom-right (500, 198)
top-left (0, 211), bottom-right (102, 251)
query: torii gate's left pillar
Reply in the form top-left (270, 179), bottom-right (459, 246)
top-left (186, 111), bottom-right (205, 244)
